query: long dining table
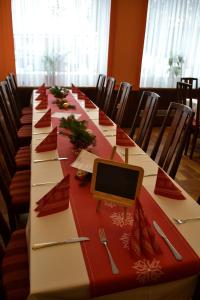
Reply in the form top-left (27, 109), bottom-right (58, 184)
top-left (27, 88), bottom-right (200, 300)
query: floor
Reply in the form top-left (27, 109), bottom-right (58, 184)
top-left (147, 128), bottom-right (200, 201)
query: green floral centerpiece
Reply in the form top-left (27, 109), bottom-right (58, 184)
top-left (50, 86), bottom-right (69, 98)
top-left (60, 115), bottom-right (96, 150)
top-left (54, 98), bottom-right (75, 110)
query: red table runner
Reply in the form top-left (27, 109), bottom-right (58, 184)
top-left (47, 92), bottom-right (200, 297)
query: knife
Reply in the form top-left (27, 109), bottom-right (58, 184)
top-left (34, 157), bottom-right (68, 163)
top-left (153, 221), bottom-right (183, 261)
top-left (32, 237), bottom-right (89, 250)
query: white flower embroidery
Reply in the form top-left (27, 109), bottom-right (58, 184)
top-left (110, 212), bottom-right (133, 227)
top-left (120, 232), bottom-right (131, 249)
top-left (132, 258), bottom-right (163, 284)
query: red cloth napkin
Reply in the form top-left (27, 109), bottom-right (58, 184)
top-left (99, 110), bottom-right (114, 126)
top-left (78, 92), bottom-right (87, 100)
top-left (35, 127), bottom-right (57, 152)
top-left (85, 99), bottom-right (96, 109)
top-left (34, 109), bottom-right (51, 128)
top-left (71, 83), bottom-right (76, 93)
top-left (154, 168), bottom-right (186, 200)
top-left (116, 127), bottom-right (135, 146)
top-left (35, 175), bottom-right (70, 217)
top-left (36, 83), bottom-right (46, 93)
top-left (130, 198), bottom-right (161, 258)
top-left (35, 99), bottom-right (48, 110)
top-left (35, 94), bottom-right (47, 101)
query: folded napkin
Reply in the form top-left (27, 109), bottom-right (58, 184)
top-left (85, 98), bottom-right (96, 109)
top-left (78, 92), bottom-right (87, 100)
top-left (35, 127), bottom-right (57, 152)
top-left (154, 168), bottom-right (185, 200)
top-left (35, 175), bottom-right (70, 217)
top-left (34, 109), bottom-right (51, 128)
top-left (130, 199), bottom-right (161, 258)
top-left (35, 99), bottom-right (48, 110)
top-left (71, 84), bottom-right (78, 93)
top-left (99, 110), bottom-right (114, 126)
top-left (36, 83), bottom-right (46, 93)
top-left (116, 127), bottom-right (135, 146)
top-left (35, 94), bottom-right (47, 101)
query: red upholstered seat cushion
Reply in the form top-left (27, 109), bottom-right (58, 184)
top-left (17, 125), bottom-right (32, 139)
top-left (15, 146), bottom-right (31, 169)
top-left (9, 170), bottom-right (30, 213)
top-left (20, 114), bottom-right (32, 125)
top-left (2, 229), bottom-right (29, 300)
top-left (22, 107), bottom-right (32, 115)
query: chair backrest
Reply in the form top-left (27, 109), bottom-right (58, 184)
top-left (0, 83), bottom-right (19, 144)
top-left (6, 75), bottom-right (22, 116)
top-left (100, 76), bottom-right (115, 114)
top-left (95, 74), bottom-right (106, 105)
top-left (8, 73), bottom-right (18, 90)
top-left (176, 81), bottom-right (192, 105)
top-left (111, 81), bottom-right (132, 126)
top-left (181, 77), bottom-right (198, 89)
top-left (0, 145), bottom-right (16, 231)
top-left (0, 81), bottom-right (20, 128)
top-left (151, 102), bottom-right (193, 178)
top-left (0, 104), bottom-right (17, 173)
top-left (189, 89), bottom-right (200, 159)
top-left (129, 91), bottom-right (160, 152)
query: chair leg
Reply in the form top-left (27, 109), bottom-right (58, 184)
top-left (189, 129), bottom-right (199, 159)
top-left (184, 130), bottom-right (191, 155)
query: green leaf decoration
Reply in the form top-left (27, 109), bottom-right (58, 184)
top-left (60, 115), bottom-right (96, 149)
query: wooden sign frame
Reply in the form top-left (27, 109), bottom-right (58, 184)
top-left (91, 158), bottom-right (144, 207)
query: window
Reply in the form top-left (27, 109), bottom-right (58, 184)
top-left (11, 0), bottom-right (111, 86)
top-left (140, 0), bottom-right (200, 88)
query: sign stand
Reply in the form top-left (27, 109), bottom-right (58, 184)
top-left (91, 146), bottom-right (144, 217)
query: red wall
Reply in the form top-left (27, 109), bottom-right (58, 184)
top-left (108, 0), bottom-right (148, 89)
top-left (0, 0), bottom-right (16, 80)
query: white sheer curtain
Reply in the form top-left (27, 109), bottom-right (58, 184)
top-left (11, 0), bottom-right (111, 86)
top-left (140, 0), bottom-right (200, 88)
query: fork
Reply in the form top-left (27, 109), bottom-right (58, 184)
top-left (98, 228), bottom-right (119, 274)
top-left (173, 217), bottom-right (200, 224)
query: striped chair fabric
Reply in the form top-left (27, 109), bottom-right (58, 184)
top-left (9, 170), bottom-right (30, 213)
top-left (20, 113), bottom-right (32, 125)
top-left (15, 146), bottom-right (31, 170)
top-left (1, 227), bottom-right (29, 300)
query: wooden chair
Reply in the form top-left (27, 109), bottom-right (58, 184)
top-left (0, 82), bottom-right (32, 146)
top-left (110, 81), bottom-right (132, 125)
top-left (0, 104), bottom-right (30, 171)
top-left (0, 209), bottom-right (29, 300)
top-left (0, 144), bottom-right (30, 230)
top-left (6, 76), bottom-right (32, 125)
top-left (151, 102), bottom-right (194, 178)
top-left (129, 91), bottom-right (160, 152)
top-left (98, 76), bottom-right (115, 113)
top-left (94, 74), bottom-right (106, 105)
top-left (7, 73), bottom-right (32, 116)
top-left (188, 90), bottom-right (200, 159)
top-left (176, 81), bottom-right (192, 105)
top-left (181, 77), bottom-right (198, 89)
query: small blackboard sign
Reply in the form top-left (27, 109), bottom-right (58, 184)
top-left (91, 158), bottom-right (144, 207)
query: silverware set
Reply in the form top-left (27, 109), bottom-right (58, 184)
top-left (32, 181), bottom-right (57, 187)
top-left (173, 217), bottom-right (200, 224)
top-left (33, 157), bottom-right (68, 163)
top-left (153, 221), bottom-right (183, 261)
top-left (32, 237), bottom-right (89, 250)
top-left (99, 228), bottom-right (119, 274)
